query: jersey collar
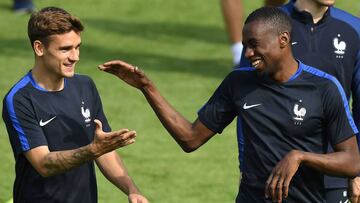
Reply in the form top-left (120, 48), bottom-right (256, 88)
top-left (284, 0), bottom-right (331, 26)
top-left (27, 71), bottom-right (67, 92)
top-left (287, 60), bottom-right (303, 82)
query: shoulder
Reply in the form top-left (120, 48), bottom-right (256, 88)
top-left (4, 74), bottom-right (33, 107)
top-left (329, 7), bottom-right (360, 38)
top-left (301, 64), bottom-right (346, 97)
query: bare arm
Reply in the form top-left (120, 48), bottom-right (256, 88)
top-left (96, 151), bottom-right (148, 203)
top-left (98, 60), bottom-right (216, 152)
top-left (25, 119), bottom-right (136, 177)
top-left (265, 136), bottom-right (360, 203)
top-left (220, 0), bottom-right (243, 44)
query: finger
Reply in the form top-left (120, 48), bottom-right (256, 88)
top-left (106, 129), bottom-right (134, 140)
top-left (94, 119), bottom-right (103, 133)
top-left (134, 66), bottom-right (145, 77)
top-left (276, 175), bottom-right (285, 203)
top-left (283, 175), bottom-right (291, 198)
top-left (265, 173), bottom-right (274, 198)
top-left (270, 175), bottom-right (280, 202)
top-left (103, 60), bottom-right (133, 68)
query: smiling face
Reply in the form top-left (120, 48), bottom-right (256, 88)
top-left (34, 30), bottom-right (81, 79)
top-left (242, 20), bottom-right (283, 75)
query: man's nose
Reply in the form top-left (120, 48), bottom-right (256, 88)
top-left (244, 47), bottom-right (254, 59)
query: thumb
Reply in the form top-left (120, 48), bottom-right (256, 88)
top-left (94, 119), bottom-right (103, 133)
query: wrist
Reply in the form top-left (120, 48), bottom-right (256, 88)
top-left (291, 149), bottom-right (304, 165)
top-left (88, 143), bottom-right (101, 158)
top-left (141, 81), bottom-right (155, 94)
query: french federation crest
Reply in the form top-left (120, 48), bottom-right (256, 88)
top-left (293, 100), bottom-right (306, 125)
top-left (333, 34), bottom-right (346, 58)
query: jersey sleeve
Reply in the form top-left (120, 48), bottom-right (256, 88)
top-left (198, 74), bottom-right (237, 133)
top-left (323, 80), bottom-right (358, 146)
top-left (89, 78), bottom-right (111, 133)
top-left (351, 45), bottom-right (360, 148)
top-left (2, 92), bottom-right (48, 155)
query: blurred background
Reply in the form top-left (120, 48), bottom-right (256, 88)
top-left (0, 0), bottom-right (359, 202)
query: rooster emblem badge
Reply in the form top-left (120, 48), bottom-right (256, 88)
top-left (293, 100), bottom-right (306, 125)
top-left (333, 34), bottom-right (346, 56)
top-left (81, 101), bottom-right (91, 123)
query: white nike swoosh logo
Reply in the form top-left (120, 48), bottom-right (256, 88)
top-left (243, 103), bottom-right (262, 110)
top-left (291, 42), bottom-right (298, 45)
top-left (39, 116), bottom-right (56, 127)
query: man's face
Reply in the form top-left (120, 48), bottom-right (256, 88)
top-left (40, 30), bottom-right (81, 78)
top-left (242, 20), bottom-right (282, 75)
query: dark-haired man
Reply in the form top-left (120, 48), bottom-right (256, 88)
top-left (99, 7), bottom-right (360, 203)
top-left (236, 1), bottom-right (360, 202)
top-left (2, 7), bottom-right (148, 203)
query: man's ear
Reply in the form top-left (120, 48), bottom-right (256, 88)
top-left (279, 31), bottom-right (290, 48)
top-left (33, 40), bottom-right (44, 56)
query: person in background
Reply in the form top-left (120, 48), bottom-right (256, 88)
top-left (220, 0), bottom-right (286, 65)
top-left (13, 0), bottom-right (34, 13)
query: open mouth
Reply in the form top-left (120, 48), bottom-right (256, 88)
top-left (251, 59), bottom-right (261, 68)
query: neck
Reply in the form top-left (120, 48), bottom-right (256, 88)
top-left (271, 57), bottom-right (299, 83)
top-left (32, 61), bottom-right (65, 91)
top-left (294, 0), bottom-right (329, 23)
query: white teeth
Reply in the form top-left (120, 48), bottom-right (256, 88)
top-left (251, 59), bottom-right (261, 68)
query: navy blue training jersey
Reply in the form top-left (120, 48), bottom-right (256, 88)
top-left (2, 72), bottom-right (111, 203)
top-left (238, 1), bottom-right (360, 188)
top-left (198, 62), bottom-right (357, 203)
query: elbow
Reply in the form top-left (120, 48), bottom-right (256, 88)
top-left (36, 167), bottom-right (52, 178)
top-left (350, 159), bottom-right (360, 178)
top-left (178, 141), bottom-right (200, 153)
top-left (181, 145), bottom-right (197, 153)
top-left (344, 156), bottom-right (360, 178)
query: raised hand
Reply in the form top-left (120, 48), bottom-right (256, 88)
top-left (265, 150), bottom-right (302, 203)
top-left (98, 60), bottom-right (150, 89)
top-left (90, 119), bottom-right (136, 157)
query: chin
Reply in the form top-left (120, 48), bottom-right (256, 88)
top-left (63, 72), bottom-right (75, 78)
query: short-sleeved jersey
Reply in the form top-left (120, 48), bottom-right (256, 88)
top-left (238, 1), bottom-right (360, 188)
top-left (2, 72), bottom-right (111, 203)
top-left (198, 62), bottom-right (357, 202)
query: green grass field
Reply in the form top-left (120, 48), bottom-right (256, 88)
top-left (0, 0), bottom-right (359, 202)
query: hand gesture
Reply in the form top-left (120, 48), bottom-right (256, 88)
top-left (98, 60), bottom-right (150, 90)
top-left (128, 193), bottom-right (149, 203)
top-left (265, 150), bottom-right (302, 203)
top-left (90, 119), bottom-right (136, 156)
top-left (349, 177), bottom-right (360, 203)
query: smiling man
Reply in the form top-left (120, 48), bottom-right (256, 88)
top-left (2, 7), bottom-right (148, 203)
top-left (98, 7), bottom-right (360, 203)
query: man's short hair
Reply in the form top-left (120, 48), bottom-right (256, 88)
top-left (245, 7), bottom-right (292, 36)
top-left (28, 7), bottom-right (84, 48)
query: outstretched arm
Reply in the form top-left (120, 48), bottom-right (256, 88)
top-left (265, 136), bottom-right (360, 203)
top-left (25, 119), bottom-right (136, 177)
top-left (96, 151), bottom-right (148, 203)
top-left (98, 60), bottom-right (216, 152)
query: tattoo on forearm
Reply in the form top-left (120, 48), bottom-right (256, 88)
top-left (44, 146), bottom-right (94, 176)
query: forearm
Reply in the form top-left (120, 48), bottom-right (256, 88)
top-left (299, 148), bottom-right (360, 177)
top-left (40, 144), bottom-right (96, 177)
top-left (141, 82), bottom-right (197, 149)
top-left (96, 151), bottom-right (140, 195)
